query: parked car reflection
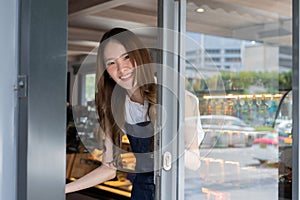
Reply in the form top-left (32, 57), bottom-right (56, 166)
top-left (275, 120), bottom-right (292, 138)
top-left (200, 115), bottom-right (255, 132)
top-left (252, 131), bottom-right (292, 163)
top-left (200, 115), bottom-right (256, 148)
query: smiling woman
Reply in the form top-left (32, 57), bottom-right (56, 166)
top-left (66, 28), bottom-right (157, 200)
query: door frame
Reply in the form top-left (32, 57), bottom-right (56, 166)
top-left (18, 0), bottom-right (67, 199)
top-left (292, 0), bottom-right (300, 199)
top-left (157, 0), bottom-right (186, 200)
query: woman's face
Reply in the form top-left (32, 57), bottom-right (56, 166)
top-left (103, 39), bottom-right (136, 90)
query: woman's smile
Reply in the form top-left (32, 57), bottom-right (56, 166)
top-left (120, 70), bottom-right (133, 80)
top-left (103, 39), bottom-right (136, 90)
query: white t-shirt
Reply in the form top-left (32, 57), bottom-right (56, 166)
top-left (124, 94), bottom-right (150, 125)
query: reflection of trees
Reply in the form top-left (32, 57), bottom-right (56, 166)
top-left (279, 71), bottom-right (292, 91)
top-left (192, 70), bottom-right (292, 93)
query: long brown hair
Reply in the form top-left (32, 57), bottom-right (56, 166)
top-left (95, 28), bottom-right (156, 164)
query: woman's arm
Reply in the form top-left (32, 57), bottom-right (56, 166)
top-left (66, 127), bottom-right (117, 193)
top-left (65, 164), bottom-right (116, 193)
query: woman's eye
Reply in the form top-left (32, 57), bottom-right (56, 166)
top-left (124, 54), bottom-right (130, 60)
top-left (106, 61), bottom-right (115, 67)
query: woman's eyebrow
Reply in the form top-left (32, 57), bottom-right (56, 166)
top-left (105, 53), bottom-right (128, 62)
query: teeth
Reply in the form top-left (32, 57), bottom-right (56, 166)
top-left (121, 73), bottom-right (132, 79)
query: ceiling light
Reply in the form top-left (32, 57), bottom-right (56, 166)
top-left (196, 7), bottom-right (205, 13)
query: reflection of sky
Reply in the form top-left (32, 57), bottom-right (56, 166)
top-left (204, 35), bottom-right (242, 48)
top-left (186, 31), bottom-right (260, 51)
top-left (185, 32), bottom-right (202, 51)
top-left (185, 32), bottom-right (203, 51)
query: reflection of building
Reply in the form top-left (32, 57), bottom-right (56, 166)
top-left (278, 46), bottom-right (293, 72)
top-left (185, 33), bottom-right (292, 78)
top-left (185, 33), bottom-right (243, 78)
top-left (244, 45), bottom-right (292, 72)
top-left (244, 45), bottom-right (279, 72)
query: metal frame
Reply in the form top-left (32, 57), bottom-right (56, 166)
top-left (292, 0), bottom-right (300, 199)
top-left (18, 0), bottom-right (67, 199)
top-left (157, 0), bottom-right (186, 199)
top-left (18, 0), bottom-right (30, 198)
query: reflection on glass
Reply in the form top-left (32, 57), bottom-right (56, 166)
top-left (185, 0), bottom-right (292, 199)
top-left (84, 74), bottom-right (96, 103)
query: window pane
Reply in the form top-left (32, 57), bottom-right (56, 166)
top-left (185, 1), bottom-right (292, 199)
top-left (85, 73), bottom-right (96, 102)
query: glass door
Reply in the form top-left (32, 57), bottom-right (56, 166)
top-left (65, 1), bottom-right (298, 199)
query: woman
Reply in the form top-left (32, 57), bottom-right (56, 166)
top-left (66, 27), bottom-right (157, 199)
top-left (66, 27), bottom-right (202, 199)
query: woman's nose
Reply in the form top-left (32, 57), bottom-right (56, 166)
top-left (116, 59), bottom-right (128, 72)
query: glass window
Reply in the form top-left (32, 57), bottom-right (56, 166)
top-left (225, 49), bottom-right (241, 54)
top-left (225, 57), bottom-right (241, 62)
top-left (84, 73), bottom-right (96, 103)
top-left (185, 1), bottom-right (292, 199)
top-left (205, 57), bottom-right (221, 62)
top-left (206, 49), bottom-right (221, 54)
top-left (78, 73), bottom-right (96, 106)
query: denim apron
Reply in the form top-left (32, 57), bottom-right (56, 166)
top-left (125, 121), bottom-right (155, 200)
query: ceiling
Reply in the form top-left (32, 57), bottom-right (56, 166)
top-left (68, 0), bottom-right (292, 62)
